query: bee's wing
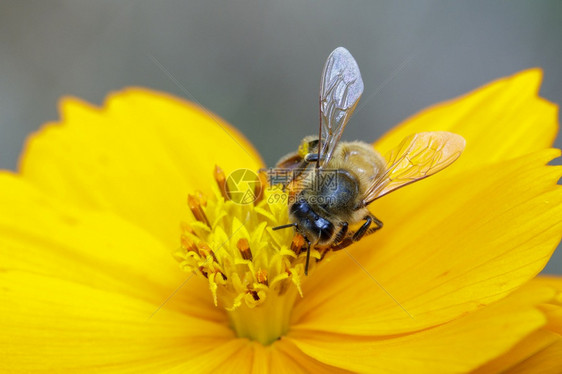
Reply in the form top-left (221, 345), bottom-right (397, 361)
top-left (363, 132), bottom-right (466, 205)
top-left (317, 47), bottom-right (364, 168)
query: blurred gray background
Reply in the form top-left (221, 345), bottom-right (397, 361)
top-left (0, 1), bottom-right (561, 273)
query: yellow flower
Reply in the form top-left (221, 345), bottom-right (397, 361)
top-left (1, 69), bottom-right (561, 373)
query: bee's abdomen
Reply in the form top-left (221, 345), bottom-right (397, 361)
top-left (290, 199), bottom-right (334, 244)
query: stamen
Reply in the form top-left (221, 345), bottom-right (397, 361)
top-left (175, 166), bottom-right (309, 345)
top-left (197, 242), bottom-right (218, 263)
top-left (199, 267), bottom-right (208, 278)
top-left (214, 165), bottom-right (229, 201)
top-left (256, 269), bottom-right (268, 285)
top-left (237, 238), bottom-right (253, 260)
top-left (187, 194), bottom-right (210, 227)
top-left (180, 235), bottom-right (198, 252)
top-left (249, 290), bottom-right (260, 301)
top-left (180, 222), bottom-right (197, 236)
top-left (194, 190), bottom-right (207, 207)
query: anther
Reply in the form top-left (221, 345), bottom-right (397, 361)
top-left (181, 235), bottom-right (198, 252)
top-left (198, 243), bottom-right (218, 263)
top-left (237, 238), bottom-right (253, 261)
top-left (188, 194), bottom-right (210, 227)
top-left (194, 190), bottom-right (207, 207)
top-left (180, 222), bottom-right (196, 236)
top-left (214, 165), bottom-right (229, 201)
top-left (249, 290), bottom-right (260, 301)
top-left (199, 267), bottom-right (209, 278)
top-left (256, 269), bottom-right (268, 285)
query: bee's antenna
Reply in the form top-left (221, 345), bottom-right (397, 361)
top-left (272, 222), bottom-right (298, 231)
top-left (316, 95), bottom-right (322, 169)
top-left (304, 238), bottom-right (311, 275)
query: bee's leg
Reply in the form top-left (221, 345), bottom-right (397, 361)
top-left (331, 215), bottom-right (383, 251)
top-left (334, 222), bottom-right (349, 244)
top-left (331, 236), bottom-right (353, 251)
top-left (352, 214), bottom-right (383, 241)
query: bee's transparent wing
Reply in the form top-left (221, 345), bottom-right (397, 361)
top-left (317, 47), bottom-right (364, 168)
top-left (363, 132), bottom-right (466, 205)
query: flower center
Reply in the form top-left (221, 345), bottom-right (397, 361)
top-left (173, 166), bottom-right (317, 345)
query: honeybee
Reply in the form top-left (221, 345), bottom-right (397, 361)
top-left (272, 47), bottom-right (466, 274)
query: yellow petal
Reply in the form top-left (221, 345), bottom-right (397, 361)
top-left (271, 339), bottom-right (349, 374)
top-left (160, 340), bottom-right (256, 373)
top-left (293, 149), bottom-right (562, 335)
top-left (0, 173), bottom-right (219, 320)
top-left (250, 343), bottom-right (271, 374)
top-left (473, 279), bottom-right (562, 374)
top-left (472, 330), bottom-right (560, 374)
top-left (165, 339), bottom-right (348, 373)
top-left (20, 89), bottom-right (263, 248)
top-left (0, 270), bottom-right (235, 373)
top-left (375, 69), bottom-right (558, 170)
top-left (288, 284), bottom-right (554, 374)
top-left (503, 339), bottom-right (562, 374)
top-left (531, 276), bottom-right (562, 335)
